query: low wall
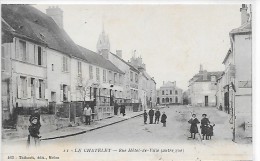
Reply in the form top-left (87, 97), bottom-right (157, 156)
top-left (16, 114), bottom-right (58, 137)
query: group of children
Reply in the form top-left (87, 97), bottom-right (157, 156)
top-left (143, 109), bottom-right (167, 127)
top-left (188, 113), bottom-right (215, 140)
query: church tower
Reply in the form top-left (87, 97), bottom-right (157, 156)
top-left (96, 24), bottom-right (110, 59)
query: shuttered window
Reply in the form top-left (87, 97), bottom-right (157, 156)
top-left (89, 65), bottom-right (93, 79)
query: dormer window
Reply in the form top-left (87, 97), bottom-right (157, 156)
top-left (211, 75), bottom-right (216, 82)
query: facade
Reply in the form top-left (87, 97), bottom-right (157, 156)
top-left (218, 4), bottom-right (252, 141)
top-left (188, 65), bottom-right (223, 107)
top-left (129, 56), bottom-right (157, 110)
top-left (157, 81), bottom-right (183, 105)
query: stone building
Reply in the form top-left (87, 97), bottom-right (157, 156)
top-left (188, 65), bottom-right (223, 107)
top-left (157, 81), bottom-right (183, 105)
top-left (218, 4), bottom-right (252, 142)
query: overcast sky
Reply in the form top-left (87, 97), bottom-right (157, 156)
top-left (34, 4), bottom-right (242, 90)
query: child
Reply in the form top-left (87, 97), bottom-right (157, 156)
top-left (161, 112), bottom-right (167, 127)
top-left (200, 114), bottom-right (210, 140)
top-left (143, 110), bottom-right (148, 124)
top-left (206, 124), bottom-right (215, 140)
top-left (188, 114), bottom-right (200, 139)
top-left (27, 117), bottom-right (41, 148)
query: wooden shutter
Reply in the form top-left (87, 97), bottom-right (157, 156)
top-left (60, 84), bottom-right (63, 102)
top-left (27, 77), bottom-right (31, 98)
top-left (35, 79), bottom-right (39, 99)
top-left (15, 38), bottom-right (20, 60)
top-left (42, 48), bottom-right (47, 67)
top-left (34, 45), bottom-right (38, 65)
top-left (17, 76), bottom-right (21, 98)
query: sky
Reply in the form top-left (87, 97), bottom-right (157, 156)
top-left (34, 4), bottom-right (242, 90)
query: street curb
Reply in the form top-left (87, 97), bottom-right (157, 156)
top-left (40, 113), bottom-right (143, 141)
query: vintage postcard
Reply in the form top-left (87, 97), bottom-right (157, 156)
top-left (1, 2), bottom-right (254, 161)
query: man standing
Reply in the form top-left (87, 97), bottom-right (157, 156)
top-left (155, 109), bottom-right (161, 124)
top-left (84, 105), bottom-right (92, 125)
top-left (148, 108), bottom-right (154, 124)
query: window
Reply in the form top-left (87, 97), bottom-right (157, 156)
top-left (21, 76), bottom-right (27, 98)
top-left (170, 90), bottom-right (172, 95)
top-left (162, 90), bottom-right (164, 95)
top-left (119, 74), bottom-right (122, 84)
top-left (78, 61), bottom-right (82, 75)
top-left (19, 40), bottom-right (26, 61)
top-left (38, 46), bottom-right (42, 65)
top-left (31, 78), bottom-right (35, 97)
top-left (62, 56), bottom-right (69, 72)
top-left (96, 67), bottom-right (100, 82)
top-left (114, 73), bottom-right (117, 84)
top-left (103, 70), bottom-right (107, 83)
top-left (89, 65), bottom-right (93, 79)
top-left (108, 71), bottom-right (112, 83)
top-left (170, 98), bottom-right (172, 102)
top-left (51, 91), bottom-right (56, 102)
top-left (130, 71), bottom-right (133, 82)
top-left (175, 90), bottom-right (178, 95)
top-left (39, 79), bottom-right (45, 99)
top-left (135, 73), bottom-right (138, 83)
top-left (62, 84), bottom-right (68, 101)
top-left (1, 46), bottom-right (6, 71)
top-left (51, 64), bottom-right (54, 71)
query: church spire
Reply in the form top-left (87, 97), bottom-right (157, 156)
top-left (96, 21), bottom-right (110, 59)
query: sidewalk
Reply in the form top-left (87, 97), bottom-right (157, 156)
top-left (3, 111), bottom-right (143, 142)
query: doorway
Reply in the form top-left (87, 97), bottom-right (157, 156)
top-left (205, 96), bottom-right (208, 106)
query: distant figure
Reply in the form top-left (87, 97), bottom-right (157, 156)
top-left (161, 112), bottom-right (167, 127)
top-left (114, 101), bottom-right (119, 115)
top-left (188, 114), bottom-right (200, 139)
top-left (155, 109), bottom-right (161, 124)
top-left (143, 110), bottom-right (148, 124)
top-left (27, 116), bottom-right (41, 148)
top-left (120, 104), bottom-right (126, 116)
top-left (200, 114), bottom-right (210, 140)
top-left (84, 105), bottom-right (92, 125)
top-left (148, 108), bottom-right (154, 124)
top-left (219, 103), bottom-right (223, 111)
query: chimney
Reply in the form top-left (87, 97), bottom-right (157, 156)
top-left (199, 64), bottom-right (203, 73)
top-left (240, 4), bottom-right (249, 25)
top-left (116, 50), bottom-right (122, 58)
top-left (203, 70), bottom-right (208, 81)
top-left (46, 6), bottom-right (63, 28)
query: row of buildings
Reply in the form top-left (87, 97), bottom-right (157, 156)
top-left (187, 4), bottom-right (252, 142)
top-left (1, 5), bottom-right (156, 123)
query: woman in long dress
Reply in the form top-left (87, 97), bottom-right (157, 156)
top-left (188, 114), bottom-right (200, 139)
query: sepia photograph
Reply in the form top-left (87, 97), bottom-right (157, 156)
top-left (1, 1), bottom-right (254, 161)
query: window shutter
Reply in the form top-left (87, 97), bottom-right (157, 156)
top-left (26, 42), bottom-right (29, 62)
top-left (27, 77), bottom-right (31, 98)
top-left (34, 45), bottom-right (38, 65)
top-left (67, 91), bottom-right (71, 102)
top-left (17, 76), bottom-right (21, 99)
top-left (60, 84), bottom-right (63, 102)
top-left (35, 79), bottom-right (39, 99)
top-left (43, 48), bottom-right (47, 67)
top-left (15, 38), bottom-right (20, 60)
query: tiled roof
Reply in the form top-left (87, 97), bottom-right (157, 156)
top-left (110, 52), bottom-right (140, 73)
top-left (1, 4), bottom-right (85, 60)
top-left (192, 71), bottom-right (224, 82)
top-left (77, 45), bottom-right (124, 74)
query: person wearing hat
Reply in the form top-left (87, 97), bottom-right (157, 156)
top-left (29, 108), bottom-right (41, 127)
top-left (148, 108), bottom-right (154, 124)
top-left (188, 114), bottom-right (200, 139)
top-left (200, 113), bottom-right (210, 140)
top-left (27, 116), bottom-right (41, 147)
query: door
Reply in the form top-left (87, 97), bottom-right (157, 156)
top-left (205, 96), bottom-right (208, 106)
top-left (69, 102), bottom-right (76, 123)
